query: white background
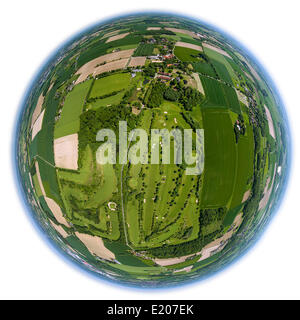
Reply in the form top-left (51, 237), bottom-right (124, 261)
top-left (0, 0), bottom-right (299, 299)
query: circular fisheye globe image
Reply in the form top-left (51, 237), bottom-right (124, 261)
top-left (15, 13), bottom-right (290, 287)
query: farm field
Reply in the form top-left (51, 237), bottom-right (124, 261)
top-left (174, 46), bottom-right (202, 62)
top-left (54, 80), bottom-right (92, 139)
top-left (133, 43), bottom-right (154, 56)
top-left (200, 108), bottom-right (237, 208)
top-left (192, 61), bottom-right (217, 78)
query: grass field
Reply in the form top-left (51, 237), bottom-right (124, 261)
top-left (54, 80), bottom-right (92, 139)
top-left (90, 73), bottom-right (131, 99)
top-left (200, 76), bottom-right (227, 107)
top-left (57, 145), bottom-right (119, 240)
top-left (212, 59), bottom-right (233, 85)
top-left (192, 62), bottom-right (216, 78)
top-left (200, 76), bottom-right (241, 113)
top-left (133, 43), bottom-right (154, 56)
top-left (174, 46), bottom-right (202, 62)
top-left (90, 91), bottom-right (125, 109)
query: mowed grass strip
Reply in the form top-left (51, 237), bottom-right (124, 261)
top-left (54, 80), bottom-right (92, 139)
top-left (89, 73), bottom-right (131, 99)
top-left (200, 108), bottom-right (237, 208)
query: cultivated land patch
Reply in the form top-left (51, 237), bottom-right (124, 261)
top-left (54, 133), bottom-right (78, 170)
top-left (147, 27), bottom-right (161, 30)
top-left (259, 165), bottom-right (277, 210)
top-left (192, 72), bottom-right (204, 95)
top-left (202, 42), bottom-right (232, 59)
top-left (175, 41), bottom-right (203, 52)
top-left (264, 105), bottom-right (276, 139)
top-left (31, 94), bottom-right (44, 127)
top-left (128, 56), bottom-right (146, 67)
top-left (75, 49), bottom-right (134, 84)
top-left (32, 109), bottom-right (45, 140)
top-left (235, 89), bottom-right (249, 107)
top-left (44, 196), bottom-right (70, 227)
top-left (75, 232), bottom-right (116, 261)
top-left (101, 29), bottom-right (121, 39)
top-left (105, 32), bottom-right (130, 43)
top-left (201, 108), bottom-right (237, 207)
top-left (165, 27), bottom-right (200, 39)
top-left (50, 220), bottom-right (69, 238)
top-left (35, 161), bottom-right (46, 196)
top-left (93, 58), bottom-right (129, 76)
top-left (54, 80), bottom-right (92, 139)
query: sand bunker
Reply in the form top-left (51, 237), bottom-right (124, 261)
top-left (75, 232), bottom-right (115, 261)
top-left (128, 56), bottom-right (146, 67)
top-left (54, 133), bottom-right (78, 170)
top-left (192, 72), bottom-right (204, 94)
top-left (203, 42), bottom-right (232, 59)
top-left (106, 32), bottom-right (130, 43)
top-left (75, 49), bottom-right (134, 84)
top-left (165, 28), bottom-right (200, 39)
top-left (31, 109), bottom-right (45, 140)
top-left (50, 220), bottom-right (69, 238)
top-left (264, 105), bottom-right (276, 139)
top-left (44, 197), bottom-right (70, 227)
top-left (93, 58), bottom-right (129, 76)
top-left (175, 41), bottom-right (203, 52)
top-left (31, 94), bottom-right (44, 127)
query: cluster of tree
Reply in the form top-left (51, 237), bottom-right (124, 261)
top-left (79, 104), bottom-right (138, 152)
top-left (144, 79), bottom-right (203, 110)
top-left (199, 207), bottom-right (226, 227)
top-left (133, 29), bottom-right (176, 36)
top-left (86, 89), bottom-right (123, 103)
top-left (143, 64), bottom-right (157, 77)
top-left (178, 86), bottom-right (203, 110)
top-left (163, 87), bottom-right (180, 101)
top-left (144, 81), bottom-right (166, 108)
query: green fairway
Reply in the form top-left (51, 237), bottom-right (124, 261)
top-left (89, 73), bottom-right (131, 99)
top-left (54, 80), bottom-right (92, 139)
